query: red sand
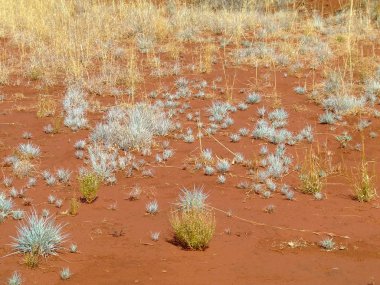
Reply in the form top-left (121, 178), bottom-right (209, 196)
top-left (1, 63), bottom-right (380, 284)
top-left (1, 1), bottom-right (380, 284)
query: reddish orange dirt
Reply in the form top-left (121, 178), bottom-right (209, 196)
top-left (1, 60), bottom-right (380, 285)
top-left (1, 1), bottom-right (380, 284)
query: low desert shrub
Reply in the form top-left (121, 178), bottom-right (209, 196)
top-left (170, 209), bottom-right (215, 250)
top-left (78, 171), bottom-right (100, 203)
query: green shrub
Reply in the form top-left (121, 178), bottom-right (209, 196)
top-left (170, 209), bottom-right (215, 250)
top-left (79, 172), bottom-right (100, 203)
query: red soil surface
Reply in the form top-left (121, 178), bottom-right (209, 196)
top-left (1, 1), bottom-right (380, 284)
top-left (1, 59), bottom-right (380, 285)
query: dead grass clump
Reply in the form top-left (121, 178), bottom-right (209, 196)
top-left (13, 159), bottom-right (34, 178)
top-left (36, 95), bottom-right (56, 118)
top-left (0, 63), bottom-right (9, 85)
top-left (299, 147), bottom-right (324, 195)
top-left (353, 159), bottom-right (376, 202)
top-left (24, 250), bottom-right (39, 268)
top-left (69, 197), bottom-right (80, 216)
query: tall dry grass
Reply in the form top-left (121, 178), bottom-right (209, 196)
top-left (0, 0), bottom-right (376, 88)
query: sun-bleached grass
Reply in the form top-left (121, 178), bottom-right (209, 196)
top-left (352, 147), bottom-right (377, 202)
top-left (299, 147), bottom-right (324, 195)
top-left (91, 103), bottom-right (173, 153)
top-left (0, 0), bottom-right (375, 88)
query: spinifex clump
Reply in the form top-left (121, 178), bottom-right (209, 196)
top-left (90, 103), bottom-right (173, 153)
top-left (11, 211), bottom-right (67, 267)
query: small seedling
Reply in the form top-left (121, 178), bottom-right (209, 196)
top-left (12, 210), bottom-right (24, 220)
top-left (229, 133), bottom-right (241, 142)
top-left (335, 132), bottom-right (352, 148)
top-left (233, 153), bottom-right (245, 164)
top-left (26, 177), bottom-right (37, 188)
top-left (47, 194), bottom-right (56, 204)
top-left (41, 209), bottom-right (50, 217)
top-left (264, 204), bottom-right (276, 213)
top-left (313, 192), bottom-right (324, 200)
top-left (3, 177), bottom-right (13, 187)
top-left (204, 166), bottom-right (215, 176)
top-left (22, 132), bottom-right (32, 139)
top-left (236, 181), bottom-right (249, 189)
top-left (262, 191), bottom-right (271, 199)
top-left (108, 202), bottom-right (118, 211)
top-left (75, 150), bottom-right (84, 159)
top-left (8, 271), bottom-right (22, 285)
top-left (319, 238), bottom-right (335, 250)
top-left (43, 124), bottom-right (54, 134)
top-left (216, 159), bottom-right (230, 173)
top-left (142, 169), bottom-right (154, 177)
top-left (0, 192), bottom-right (13, 215)
top-left (246, 92), bottom-right (261, 104)
top-left (151, 232), bottom-right (160, 242)
top-left (69, 244), bottom-right (78, 253)
top-left (285, 191), bottom-right (295, 200)
top-left (224, 228), bottom-right (231, 235)
top-left (46, 176), bottom-right (56, 186)
top-left (146, 200), bottom-right (159, 215)
top-left (217, 175), bottom-right (226, 184)
top-left (60, 267), bottom-right (72, 280)
top-left (128, 185), bottom-right (142, 201)
top-left (55, 199), bottom-right (63, 208)
top-left (56, 169), bottom-right (71, 185)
